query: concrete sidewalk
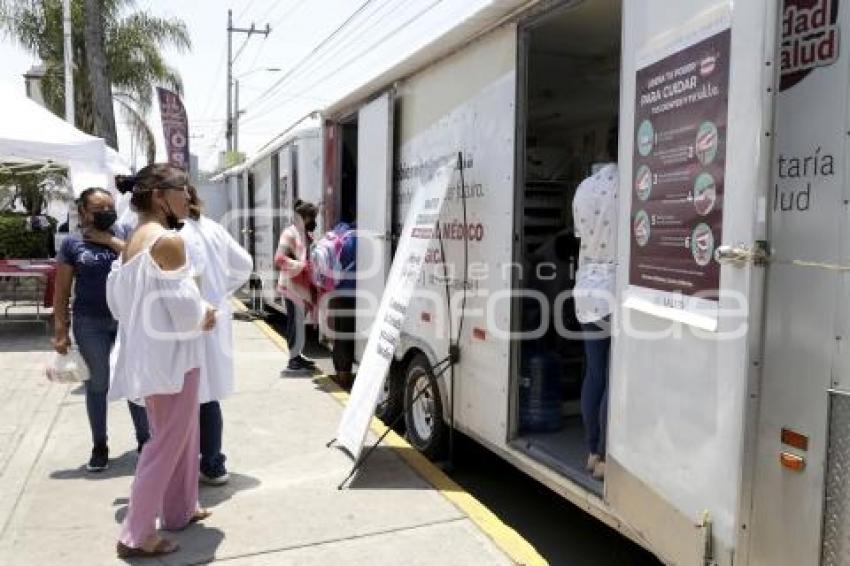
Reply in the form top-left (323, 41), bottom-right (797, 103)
top-left (0, 314), bottom-right (536, 565)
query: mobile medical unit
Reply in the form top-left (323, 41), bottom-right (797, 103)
top-left (229, 0), bottom-right (849, 563)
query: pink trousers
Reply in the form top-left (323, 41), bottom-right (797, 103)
top-left (119, 369), bottom-right (200, 548)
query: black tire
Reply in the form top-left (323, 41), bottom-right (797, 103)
top-left (403, 353), bottom-right (446, 459)
top-left (375, 362), bottom-right (403, 424)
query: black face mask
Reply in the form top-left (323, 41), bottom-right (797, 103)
top-left (305, 220), bottom-right (317, 232)
top-left (92, 209), bottom-right (117, 231)
top-left (162, 200), bottom-right (184, 231)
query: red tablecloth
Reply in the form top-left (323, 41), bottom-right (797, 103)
top-left (0, 259), bottom-right (57, 307)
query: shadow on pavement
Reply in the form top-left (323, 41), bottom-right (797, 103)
top-left (343, 446), bottom-right (463, 493)
top-left (116, 524), bottom-right (226, 565)
top-left (50, 449), bottom-right (139, 482)
top-left (200, 471), bottom-right (262, 508)
top-left (112, 472), bottom-right (261, 526)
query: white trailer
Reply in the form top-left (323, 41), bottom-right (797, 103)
top-left (216, 124), bottom-right (323, 314)
top-left (306, 0), bottom-right (850, 564)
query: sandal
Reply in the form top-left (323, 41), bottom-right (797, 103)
top-left (116, 537), bottom-right (179, 558)
top-left (163, 508), bottom-right (212, 532)
top-left (189, 508), bottom-right (212, 525)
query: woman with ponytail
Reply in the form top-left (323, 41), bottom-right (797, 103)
top-left (108, 163), bottom-right (216, 558)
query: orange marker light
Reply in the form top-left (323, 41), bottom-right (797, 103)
top-left (781, 428), bottom-right (809, 451)
top-left (780, 452), bottom-right (805, 472)
top-left (473, 327), bottom-right (486, 341)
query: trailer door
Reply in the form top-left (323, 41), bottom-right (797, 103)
top-left (609, 2), bottom-right (777, 564)
top-left (355, 92), bottom-right (394, 352)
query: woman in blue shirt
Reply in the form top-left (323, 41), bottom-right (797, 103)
top-left (53, 188), bottom-right (150, 472)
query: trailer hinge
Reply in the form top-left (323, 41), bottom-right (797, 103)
top-left (700, 511), bottom-right (718, 566)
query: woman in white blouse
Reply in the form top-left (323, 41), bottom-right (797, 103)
top-left (108, 164), bottom-right (216, 559)
top-left (572, 125), bottom-right (618, 481)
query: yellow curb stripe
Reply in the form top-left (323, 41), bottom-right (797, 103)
top-left (233, 299), bottom-right (546, 566)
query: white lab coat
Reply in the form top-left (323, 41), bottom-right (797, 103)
top-left (182, 216), bottom-right (253, 402)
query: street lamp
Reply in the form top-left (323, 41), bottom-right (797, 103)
top-left (233, 67), bottom-right (281, 154)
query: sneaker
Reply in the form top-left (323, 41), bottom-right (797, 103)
top-left (285, 356), bottom-right (316, 372)
top-left (87, 444), bottom-right (109, 472)
top-left (290, 355), bottom-right (316, 368)
top-left (199, 470), bottom-right (230, 486)
top-left (281, 366), bottom-right (315, 377)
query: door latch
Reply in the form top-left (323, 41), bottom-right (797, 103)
top-left (714, 241), bottom-right (770, 266)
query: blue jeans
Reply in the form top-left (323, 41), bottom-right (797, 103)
top-left (200, 401), bottom-right (226, 476)
top-left (283, 298), bottom-right (305, 363)
top-left (73, 315), bottom-right (149, 447)
top-left (580, 317), bottom-right (611, 457)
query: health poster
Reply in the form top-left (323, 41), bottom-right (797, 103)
top-left (627, 27), bottom-right (730, 325)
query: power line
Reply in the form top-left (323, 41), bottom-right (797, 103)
top-left (235, 0), bottom-right (259, 20)
top-left (267, 0), bottom-right (308, 30)
top-left (247, 0), bottom-right (400, 116)
top-left (238, 0), bottom-right (376, 119)
top-left (242, 0), bottom-right (435, 126)
top-left (255, 0), bottom-right (410, 109)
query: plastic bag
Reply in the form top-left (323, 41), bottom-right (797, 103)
top-left (45, 349), bottom-right (90, 383)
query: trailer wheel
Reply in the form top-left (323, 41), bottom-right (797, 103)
top-left (403, 353), bottom-right (445, 459)
top-left (375, 364), bottom-right (402, 424)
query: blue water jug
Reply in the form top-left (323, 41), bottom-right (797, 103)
top-left (519, 347), bottom-right (564, 433)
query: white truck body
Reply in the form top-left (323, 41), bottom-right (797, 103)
top-left (225, 1), bottom-right (850, 563)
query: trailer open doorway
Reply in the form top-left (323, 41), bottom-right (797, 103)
top-left (339, 117), bottom-right (358, 225)
top-left (513, 0), bottom-right (621, 495)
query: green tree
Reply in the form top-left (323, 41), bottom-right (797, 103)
top-left (0, 0), bottom-right (191, 163)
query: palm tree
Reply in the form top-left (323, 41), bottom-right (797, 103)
top-left (0, 0), bottom-right (190, 163)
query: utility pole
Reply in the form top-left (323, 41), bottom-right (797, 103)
top-left (233, 79), bottom-right (240, 153)
top-left (226, 10), bottom-right (270, 153)
top-left (62, 0), bottom-right (74, 125)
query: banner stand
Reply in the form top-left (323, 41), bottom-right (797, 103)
top-left (330, 152), bottom-right (470, 489)
top-left (329, 351), bottom-right (458, 490)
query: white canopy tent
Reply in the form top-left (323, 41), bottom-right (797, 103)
top-left (0, 84), bottom-right (128, 197)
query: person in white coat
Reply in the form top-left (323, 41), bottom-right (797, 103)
top-left (182, 186), bottom-right (253, 485)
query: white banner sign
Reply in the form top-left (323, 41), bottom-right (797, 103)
top-left (336, 161), bottom-right (454, 459)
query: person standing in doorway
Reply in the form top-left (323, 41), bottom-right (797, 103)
top-left (572, 123), bottom-right (618, 481)
top-left (275, 199), bottom-right (318, 375)
top-left (109, 164), bottom-right (216, 558)
top-left (324, 217), bottom-right (357, 388)
top-left (182, 186), bottom-right (253, 486)
top-left (53, 187), bottom-right (150, 472)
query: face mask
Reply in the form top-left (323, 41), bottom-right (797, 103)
top-left (92, 209), bottom-right (117, 231)
top-left (305, 220), bottom-right (317, 232)
top-left (162, 200), bottom-right (184, 231)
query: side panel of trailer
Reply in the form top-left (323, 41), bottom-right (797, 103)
top-left (296, 132), bottom-right (324, 235)
top-left (252, 156), bottom-right (275, 304)
top-left (225, 175), bottom-right (240, 242)
top-left (747, 2), bottom-right (850, 564)
top-left (608, 1), bottom-right (778, 564)
top-left (393, 25), bottom-right (517, 449)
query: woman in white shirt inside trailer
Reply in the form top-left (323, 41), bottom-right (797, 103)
top-left (572, 122), bottom-right (618, 482)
